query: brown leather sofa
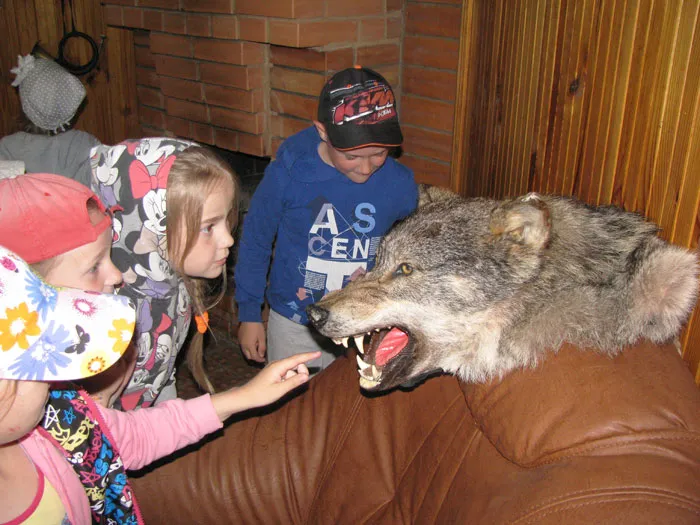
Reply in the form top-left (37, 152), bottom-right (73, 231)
top-left (132, 339), bottom-right (700, 524)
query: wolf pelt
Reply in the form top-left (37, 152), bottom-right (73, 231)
top-left (307, 187), bottom-right (699, 391)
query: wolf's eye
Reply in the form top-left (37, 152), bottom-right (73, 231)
top-left (395, 263), bottom-right (413, 276)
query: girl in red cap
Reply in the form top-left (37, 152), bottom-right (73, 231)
top-left (0, 161), bottom-right (319, 524)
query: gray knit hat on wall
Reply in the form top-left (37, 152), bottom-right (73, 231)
top-left (11, 54), bottom-right (86, 133)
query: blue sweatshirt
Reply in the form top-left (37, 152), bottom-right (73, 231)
top-left (234, 126), bottom-right (418, 325)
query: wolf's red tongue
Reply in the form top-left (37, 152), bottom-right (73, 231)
top-left (375, 328), bottom-right (409, 366)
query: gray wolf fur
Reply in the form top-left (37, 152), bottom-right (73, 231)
top-left (307, 187), bottom-right (699, 391)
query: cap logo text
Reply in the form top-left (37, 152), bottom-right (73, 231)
top-left (330, 83), bottom-right (396, 126)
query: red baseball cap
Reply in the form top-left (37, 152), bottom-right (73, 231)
top-left (0, 171), bottom-right (111, 264)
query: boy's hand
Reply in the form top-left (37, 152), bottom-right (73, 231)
top-left (238, 322), bottom-right (267, 362)
top-left (211, 351), bottom-right (321, 421)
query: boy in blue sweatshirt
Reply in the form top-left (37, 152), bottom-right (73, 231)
top-left (234, 66), bottom-right (418, 371)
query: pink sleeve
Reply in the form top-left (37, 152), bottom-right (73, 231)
top-left (97, 394), bottom-right (223, 471)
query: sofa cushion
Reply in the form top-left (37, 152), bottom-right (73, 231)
top-left (132, 341), bottom-right (700, 523)
top-left (463, 340), bottom-right (700, 466)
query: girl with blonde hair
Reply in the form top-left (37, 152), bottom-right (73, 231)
top-left (0, 169), bottom-right (318, 524)
top-left (91, 138), bottom-right (241, 409)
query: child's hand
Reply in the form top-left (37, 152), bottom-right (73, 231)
top-left (238, 322), bottom-right (267, 362)
top-left (211, 351), bottom-right (321, 421)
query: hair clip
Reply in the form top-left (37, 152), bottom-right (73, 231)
top-left (195, 311), bottom-right (209, 334)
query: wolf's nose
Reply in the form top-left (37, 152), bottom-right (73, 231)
top-left (306, 305), bottom-right (328, 327)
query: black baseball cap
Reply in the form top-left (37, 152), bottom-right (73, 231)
top-left (317, 66), bottom-right (403, 151)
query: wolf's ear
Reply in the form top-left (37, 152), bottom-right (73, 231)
top-left (489, 193), bottom-right (551, 252)
top-left (418, 184), bottom-right (460, 208)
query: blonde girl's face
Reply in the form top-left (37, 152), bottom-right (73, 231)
top-left (0, 379), bottom-right (50, 445)
top-left (182, 179), bottom-right (235, 279)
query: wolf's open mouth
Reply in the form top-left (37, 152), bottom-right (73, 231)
top-left (332, 327), bottom-right (410, 387)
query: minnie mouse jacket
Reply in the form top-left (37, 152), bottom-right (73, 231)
top-left (90, 137), bottom-right (195, 410)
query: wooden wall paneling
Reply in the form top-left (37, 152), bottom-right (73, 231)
top-left (458, 1), bottom-right (478, 196)
top-left (104, 26), bottom-right (140, 144)
top-left (539, 0), bottom-right (564, 195)
top-left (0, 0), bottom-right (38, 134)
top-left (618, 1), bottom-right (668, 214)
top-left (449, 0), bottom-right (475, 194)
top-left (598, 1), bottom-right (638, 206)
top-left (578, 0), bottom-right (624, 205)
top-left (647, 3), bottom-right (688, 231)
top-left (507, 1), bottom-right (522, 198)
top-left (610, 2), bottom-right (651, 211)
top-left (60, 0), bottom-right (109, 142)
top-left (475, 1), bottom-right (500, 197)
top-left (643, 3), bottom-right (682, 224)
top-left (531, 0), bottom-right (560, 196)
top-left (670, 5), bottom-right (700, 383)
top-left (0, 0), bottom-right (139, 145)
top-left (461, 1), bottom-right (484, 196)
top-left (512, 0), bottom-right (532, 197)
top-left (494, 0), bottom-right (512, 197)
top-left (515, 1), bottom-right (541, 198)
top-left (678, 90), bottom-right (700, 382)
top-left (561, 0), bottom-right (592, 197)
top-left (657, 2), bottom-right (700, 239)
top-left (501, 0), bottom-right (515, 196)
top-left (37, 0), bottom-right (61, 50)
top-left (673, 85), bottom-right (700, 248)
top-left (569, 0), bottom-right (595, 196)
top-left (476, 1), bottom-right (491, 196)
top-left (453, 0), bottom-right (700, 385)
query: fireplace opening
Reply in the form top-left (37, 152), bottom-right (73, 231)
top-left (209, 146), bottom-right (270, 216)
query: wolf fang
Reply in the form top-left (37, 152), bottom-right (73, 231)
top-left (307, 189), bottom-right (700, 391)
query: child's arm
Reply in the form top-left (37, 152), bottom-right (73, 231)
top-left (97, 352), bottom-right (320, 471)
top-left (210, 351), bottom-right (320, 420)
top-left (234, 160), bottom-right (291, 359)
top-left (234, 160), bottom-right (289, 321)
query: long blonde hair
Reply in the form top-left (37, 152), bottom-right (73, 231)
top-left (166, 145), bottom-right (240, 393)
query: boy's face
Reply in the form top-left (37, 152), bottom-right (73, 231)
top-left (314, 122), bottom-right (390, 184)
top-left (43, 211), bottom-right (122, 293)
top-left (0, 379), bottom-right (50, 444)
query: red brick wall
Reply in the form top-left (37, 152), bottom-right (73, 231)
top-left (101, 0), bottom-right (462, 186)
top-left (402, 0), bottom-right (462, 187)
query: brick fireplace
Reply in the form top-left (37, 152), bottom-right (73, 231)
top-left (101, 0), bottom-right (461, 189)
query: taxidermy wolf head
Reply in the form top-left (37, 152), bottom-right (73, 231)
top-left (307, 187), bottom-right (699, 391)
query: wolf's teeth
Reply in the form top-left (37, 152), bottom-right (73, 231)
top-left (371, 365), bottom-right (380, 379)
top-left (354, 335), bottom-right (365, 354)
top-left (359, 376), bottom-right (380, 389)
top-left (332, 338), bottom-right (342, 346)
top-left (341, 337), bottom-right (349, 348)
top-left (359, 367), bottom-right (372, 380)
top-left (356, 355), bottom-right (370, 370)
